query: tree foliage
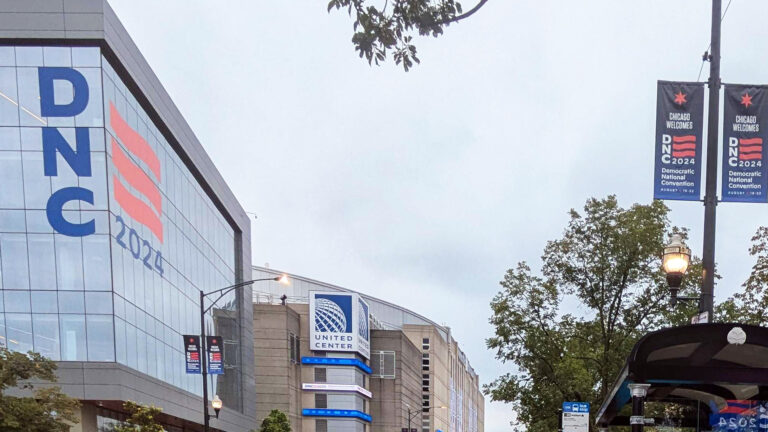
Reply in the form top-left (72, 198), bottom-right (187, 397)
top-left (0, 349), bottom-right (80, 432)
top-left (104, 401), bottom-right (165, 432)
top-left (718, 226), bottom-right (768, 325)
top-left (327, 0), bottom-right (489, 70)
top-left (485, 196), bottom-right (702, 432)
top-left (258, 409), bottom-right (292, 432)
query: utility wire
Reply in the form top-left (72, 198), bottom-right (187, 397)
top-left (697, 0), bottom-right (734, 82)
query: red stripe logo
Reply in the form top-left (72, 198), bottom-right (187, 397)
top-left (739, 137), bottom-right (763, 161)
top-left (671, 135), bottom-right (696, 158)
top-left (110, 102), bottom-right (164, 243)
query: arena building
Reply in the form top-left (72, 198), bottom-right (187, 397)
top-left (251, 266), bottom-right (485, 432)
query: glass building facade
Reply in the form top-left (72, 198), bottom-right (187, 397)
top-left (0, 45), bottom-right (240, 402)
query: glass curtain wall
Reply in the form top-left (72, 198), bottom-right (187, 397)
top-left (0, 45), bottom-right (241, 404)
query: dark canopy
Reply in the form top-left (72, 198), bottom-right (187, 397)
top-left (596, 323), bottom-right (768, 427)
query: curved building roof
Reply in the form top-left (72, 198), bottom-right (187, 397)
top-left (251, 266), bottom-right (450, 342)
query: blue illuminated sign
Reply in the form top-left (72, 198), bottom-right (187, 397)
top-left (301, 356), bottom-right (372, 374)
top-left (563, 402), bottom-right (590, 413)
top-left (302, 409), bottom-right (372, 422)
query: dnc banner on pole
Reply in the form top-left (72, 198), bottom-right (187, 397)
top-left (653, 81), bottom-right (705, 201)
top-left (721, 84), bottom-right (768, 202)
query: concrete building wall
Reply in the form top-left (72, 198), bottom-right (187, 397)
top-left (252, 303), bottom-right (303, 430)
top-left (369, 329), bottom-right (423, 432)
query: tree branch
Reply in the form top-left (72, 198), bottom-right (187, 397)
top-left (437, 0), bottom-right (489, 25)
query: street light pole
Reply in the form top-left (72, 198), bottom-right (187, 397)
top-left (405, 405), bottom-right (446, 432)
top-left (200, 275), bottom-right (289, 431)
top-left (700, 0), bottom-right (721, 321)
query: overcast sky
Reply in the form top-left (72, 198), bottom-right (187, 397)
top-left (110, 1), bottom-right (768, 430)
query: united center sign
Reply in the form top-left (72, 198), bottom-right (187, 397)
top-left (309, 291), bottom-right (370, 359)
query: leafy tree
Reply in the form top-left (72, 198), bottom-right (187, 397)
top-left (0, 349), bottom-right (80, 432)
top-left (327, 0), bottom-right (489, 70)
top-left (718, 226), bottom-right (768, 324)
top-left (104, 401), bottom-right (165, 432)
top-left (485, 196), bottom-right (702, 432)
top-left (258, 409), bottom-right (292, 432)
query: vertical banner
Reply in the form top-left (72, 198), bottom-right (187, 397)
top-left (206, 336), bottom-right (224, 375)
top-left (183, 335), bottom-right (201, 374)
top-left (653, 81), bottom-right (705, 200)
top-left (722, 85), bottom-right (768, 202)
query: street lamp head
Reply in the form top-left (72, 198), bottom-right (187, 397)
top-left (275, 274), bottom-right (290, 285)
top-left (211, 395), bottom-right (223, 418)
top-left (662, 234), bottom-right (690, 289)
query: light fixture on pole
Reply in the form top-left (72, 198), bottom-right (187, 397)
top-left (662, 234), bottom-right (693, 305)
top-left (200, 274), bottom-right (290, 431)
top-left (211, 395), bottom-right (223, 419)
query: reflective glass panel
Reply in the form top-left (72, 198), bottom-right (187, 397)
top-left (59, 314), bottom-right (86, 361)
top-left (33, 314), bottom-right (60, 360)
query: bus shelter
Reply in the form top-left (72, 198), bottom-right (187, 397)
top-left (596, 324), bottom-right (768, 432)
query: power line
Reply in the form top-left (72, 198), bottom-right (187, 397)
top-left (696, 0), bottom-right (734, 82)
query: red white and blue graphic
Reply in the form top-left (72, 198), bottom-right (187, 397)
top-left (653, 81), bottom-right (705, 201)
top-left (710, 400), bottom-right (768, 432)
top-left (722, 85), bottom-right (768, 202)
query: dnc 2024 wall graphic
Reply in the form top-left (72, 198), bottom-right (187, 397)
top-left (0, 45), bottom-right (238, 397)
top-left (309, 291), bottom-right (370, 358)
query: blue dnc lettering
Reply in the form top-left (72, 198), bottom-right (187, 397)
top-left (39, 67), bottom-right (95, 237)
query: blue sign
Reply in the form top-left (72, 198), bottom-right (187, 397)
top-left (302, 409), bottom-right (372, 422)
top-left (721, 85), bottom-right (768, 202)
top-left (183, 335), bottom-right (201, 374)
top-left (206, 336), bottom-right (224, 375)
top-left (39, 67), bottom-right (97, 236)
top-left (653, 81), bottom-right (705, 201)
top-left (563, 402), bottom-right (590, 413)
top-left (358, 298), bottom-right (369, 341)
top-left (315, 294), bottom-right (353, 333)
top-left (301, 356), bottom-right (372, 374)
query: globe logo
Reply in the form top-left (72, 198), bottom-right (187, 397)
top-left (358, 302), bottom-right (369, 340)
top-left (315, 298), bottom-right (347, 333)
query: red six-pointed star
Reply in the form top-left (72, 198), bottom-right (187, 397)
top-left (741, 92), bottom-right (753, 108)
top-left (674, 91), bottom-right (687, 105)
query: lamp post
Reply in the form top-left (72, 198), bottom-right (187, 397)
top-left (405, 405), bottom-right (446, 432)
top-left (200, 274), bottom-right (289, 431)
top-left (662, 234), bottom-right (694, 306)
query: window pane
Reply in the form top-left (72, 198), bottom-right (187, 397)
top-left (0, 233), bottom-right (29, 290)
top-left (33, 314), bottom-right (60, 360)
top-left (115, 317), bottom-right (126, 364)
top-left (15, 47), bottom-right (42, 67)
top-left (0, 152), bottom-right (23, 208)
top-left (6, 313), bottom-right (32, 353)
top-left (72, 47), bottom-right (100, 68)
top-left (85, 291), bottom-right (112, 314)
top-left (4, 291), bottom-right (30, 312)
top-left (0, 210), bottom-right (25, 232)
top-left (86, 315), bottom-right (114, 361)
top-left (0, 313), bottom-right (5, 348)
top-left (0, 128), bottom-right (20, 151)
top-left (43, 47), bottom-right (71, 67)
top-left (27, 234), bottom-right (56, 290)
top-left (0, 67), bottom-right (19, 126)
top-left (55, 235), bottom-right (84, 290)
top-left (31, 291), bottom-right (57, 313)
top-left (83, 234), bottom-right (110, 290)
top-left (15, 67), bottom-right (45, 127)
top-left (21, 152), bottom-right (50, 209)
top-left (58, 291), bottom-right (84, 313)
top-left (59, 314), bottom-right (86, 361)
